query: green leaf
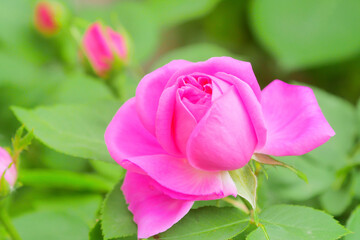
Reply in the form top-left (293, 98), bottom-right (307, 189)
top-left (345, 205), bottom-right (360, 240)
top-left (247, 205), bottom-right (349, 240)
top-left (101, 181), bottom-right (137, 239)
top-left (250, 0), bottom-right (360, 70)
top-left (353, 170), bottom-right (360, 199)
top-left (152, 43), bottom-right (239, 70)
top-left (49, 73), bottom-right (115, 104)
top-left (11, 101), bottom-right (120, 163)
top-left (19, 169), bottom-right (113, 193)
top-left (90, 221), bottom-right (103, 240)
top-left (159, 207), bottom-right (249, 240)
top-left (229, 165), bottom-right (257, 210)
top-left (13, 210), bottom-right (89, 240)
top-left (146, 0), bottom-right (222, 28)
top-left (319, 188), bottom-right (352, 216)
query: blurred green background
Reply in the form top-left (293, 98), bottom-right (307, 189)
top-left (0, 0), bottom-right (359, 239)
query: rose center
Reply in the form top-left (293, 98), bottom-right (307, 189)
top-left (176, 74), bottom-right (213, 121)
top-left (178, 75), bottom-right (213, 95)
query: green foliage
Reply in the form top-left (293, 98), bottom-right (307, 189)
top-left (101, 181), bottom-right (137, 239)
top-left (19, 169), bottom-right (113, 193)
top-left (90, 221), bottom-right (103, 240)
top-left (48, 73), bottom-right (115, 104)
top-left (247, 205), bottom-right (350, 240)
top-left (159, 207), bottom-right (249, 240)
top-left (319, 188), bottom-right (352, 216)
top-left (12, 101), bottom-right (120, 163)
top-left (346, 205), bottom-right (360, 240)
top-left (152, 43), bottom-right (240, 70)
top-left (146, 0), bottom-right (222, 29)
top-left (90, 160), bottom-right (126, 182)
top-left (230, 165), bottom-right (257, 210)
top-left (250, 0), bottom-right (360, 70)
top-left (13, 210), bottom-right (89, 240)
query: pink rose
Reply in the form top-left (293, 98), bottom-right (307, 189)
top-left (82, 22), bottom-right (129, 78)
top-left (33, 1), bottom-right (64, 36)
top-left (0, 147), bottom-right (17, 188)
top-left (105, 57), bottom-right (334, 238)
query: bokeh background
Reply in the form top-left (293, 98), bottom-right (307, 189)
top-left (0, 0), bottom-right (359, 239)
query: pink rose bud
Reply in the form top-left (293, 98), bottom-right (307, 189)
top-left (0, 147), bottom-right (17, 194)
top-left (34, 1), bottom-right (66, 36)
top-left (105, 57), bottom-right (335, 238)
top-left (82, 22), bottom-right (129, 78)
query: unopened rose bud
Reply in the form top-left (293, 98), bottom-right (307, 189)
top-left (34, 1), bottom-right (67, 37)
top-left (0, 147), bottom-right (17, 197)
top-left (82, 22), bottom-right (129, 78)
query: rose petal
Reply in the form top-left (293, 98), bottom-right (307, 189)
top-left (0, 148), bottom-right (17, 187)
top-left (259, 80), bottom-right (335, 156)
top-left (122, 172), bottom-right (194, 238)
top-left (174, 90), bottom-right (197, 154)
top-left (155, 85), bottom-right (182, 156)
top-left (215, 72), bottom-right (267, 149)
top-left (106, 27), bottom-right (127, 59)
top-left (211, 75), bottom-right (232, 101)
top-left (136, 60), bottom-right (192, 135)
top-left (105, 98), bottom-right (166, 165)
top-left (187, 86), bottom-right (257, 171)
top-left (166, 57), bottom-right (261, 101)
top-left (83, 23), bottom-right (113, 76)
top-left (120, 154), bottom-right (237, 200)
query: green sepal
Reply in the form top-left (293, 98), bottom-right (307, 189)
top-left (253, 153), bottom-right (308, 183)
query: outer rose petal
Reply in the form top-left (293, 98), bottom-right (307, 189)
top-left (106, 27), bottom-right (127, 60)
top-left (105, 98), bottom-right (166, 164)
top-left (174, 90), bottom-right (197, 155)
top-left (166, 57), bottom-right (262, 101)
top-left (155, 85), bottom-right (182, 156)
top-left (259, 80), bottom-right (335, 156)
top-left (83, 23), bottom-right (113, 76)
top-left (136, 60), bottom-right (192, 135)
top-left (119, 154), bottom-right (237, 200)
top-left (0, 147), bottom-right (17, 187)
top-left (187, 86), bottom-right (257, 171)
top-left (122, 172), bottom-right (194, 238)
top-left (215, 72), bottom-right (267, 149)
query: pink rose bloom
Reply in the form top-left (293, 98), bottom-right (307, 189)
top-left (0, 147), bottom-right (17, 188)
top-left (105, 57), bottom-right (334, 238)
top-left (34, 1), bottom-right (63, 36)
top-left (82, 22), bottom-right (129, 78)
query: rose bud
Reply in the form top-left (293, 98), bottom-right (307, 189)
top-left (82, 22), bottom-right (129, 78)
top-left (0, 147), bottom-right (17, 197)
top-left (105, 57), bottom-right (335, 238)
top-left (34, 1), bottom-right (66, 37)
